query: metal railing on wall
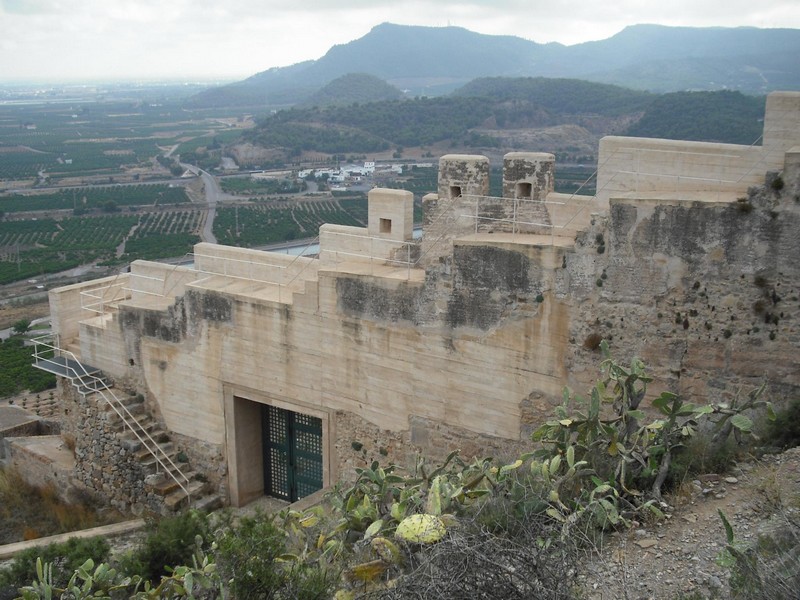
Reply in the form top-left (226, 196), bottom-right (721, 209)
top-left (31, 334), bottom-right (192, 505)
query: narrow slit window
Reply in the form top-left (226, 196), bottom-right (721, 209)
top-left (379, 218), bottom-right (392, 234)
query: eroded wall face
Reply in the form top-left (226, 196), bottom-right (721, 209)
top-left (103, 236), bottom-right (569, 452)
top-left (564, 185), bottom-right (800, 407)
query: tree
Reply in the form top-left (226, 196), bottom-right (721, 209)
top-left (12, 319), bottom-right (31, 335)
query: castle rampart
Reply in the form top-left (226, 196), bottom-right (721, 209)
top-left (39, 91), bottom-right (800, 511)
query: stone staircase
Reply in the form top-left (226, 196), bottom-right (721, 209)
top-left (31, 338), bottom-right (223, 515)
top-left (102, 392), bottom-right (223, 514)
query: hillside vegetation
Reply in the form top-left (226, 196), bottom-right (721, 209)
top-left (243, 96), bottom-right (496, 154)
top-left (453, 77), bottom-right (653, 116)
top-left (241, 79), bottom-right (766, 157)
top-left (625, 90), bottom-right (766, 144)
top-left (303, 73), bottom-right (403, 107)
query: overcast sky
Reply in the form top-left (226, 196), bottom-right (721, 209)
top-left (1, 0), bottom-right (799, 84)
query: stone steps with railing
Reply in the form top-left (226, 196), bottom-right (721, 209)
top-left (31, 337), bottom-right (223, 515)
top-left (101, 392), bottom-right (223, 514)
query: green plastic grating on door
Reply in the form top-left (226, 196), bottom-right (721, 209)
top-left (262, 405), bottom-right (323, 502)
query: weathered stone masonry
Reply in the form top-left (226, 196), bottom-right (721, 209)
top-left (44, 91), bottom-right (800, 510)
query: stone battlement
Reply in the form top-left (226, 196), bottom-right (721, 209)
top-left (42, 91), bottom-right (800, 509)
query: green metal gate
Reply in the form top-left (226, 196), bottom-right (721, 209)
top-left (262, 405), bottom-right (323, 502)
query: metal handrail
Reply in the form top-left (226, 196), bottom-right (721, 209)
top-left (31, 334), bottom-right (192, 504)
top-left (279, 235), bottom-right (322, 302)
top-left (80, 279), bottom-right (131, 315)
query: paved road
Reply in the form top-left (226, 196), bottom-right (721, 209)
top-left (4, 177), bottom-right (189, 195)
top-left (198, 169), bottom-right (221, 244)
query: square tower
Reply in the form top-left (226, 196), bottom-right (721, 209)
top-left (367, 188), bottom-right (414, 241)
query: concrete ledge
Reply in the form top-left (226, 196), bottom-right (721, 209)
top-left (0, 519), bottom-right (145, 560)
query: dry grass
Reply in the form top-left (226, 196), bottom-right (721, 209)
top-left (0, 466), bottom-right (122, 544)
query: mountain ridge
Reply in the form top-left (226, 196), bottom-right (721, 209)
top-left (186, 23), bottom-right (800, 108)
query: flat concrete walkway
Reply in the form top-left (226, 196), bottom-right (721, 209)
top-left (0, 405), bottom-right (40, 432)
top-left (0, 520), bottom-right (145, 560)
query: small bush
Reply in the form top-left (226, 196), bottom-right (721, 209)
top-left (214, 510), bottom-right (336, 600)
top-left (374, 511), bottom-right (578, 600)
top-left (764, 399), bottom-right (800, 450)
top-left (668, 433), bottom-right (739, 487)
top-left (117, 510), bottom-right (210, 585)
top-left (721, 511), bottom-right (800, 600)
top-left (0, 536), bottom-right (110, 591)
top-left (214, 512), bottom-right (286, 600)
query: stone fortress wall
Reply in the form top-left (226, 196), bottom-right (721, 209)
top-left (46, 91), bottom-right (800, 509)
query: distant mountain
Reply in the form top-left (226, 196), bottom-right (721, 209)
top-left (187, 23), bottom-right (800, 109)
top-left (567, 25), bottom-right (800, 92)
top-left (188, 23), bottom-right (546, 107)
top-left (303, 73), bottom-right (403, 107)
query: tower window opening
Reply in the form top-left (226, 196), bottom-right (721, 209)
top-left (516, 182), bottom-right (533, 199)
top-left (379, 218), bottom-right (392, 234)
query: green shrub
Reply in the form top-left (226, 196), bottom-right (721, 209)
top-left (770, 176), bottom-right (785, 191)
top-left (719, 509), bottom-right (800, 600)
top-left (764, 398), bottom-right (800, 450)
top-left (667, 431), bottom-right (739, 487)
top-left (214, 510), bottom-right (335, 600)
top-left (116, 510), bottom-right (210, 585)
top-left (0, 536), bottom-right (110, 591)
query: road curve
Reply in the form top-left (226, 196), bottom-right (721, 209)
top-left (197, 169), bottom-right (219, 244)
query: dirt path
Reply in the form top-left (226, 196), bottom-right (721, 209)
top-left (580, 448), bottom-right (800, 599)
